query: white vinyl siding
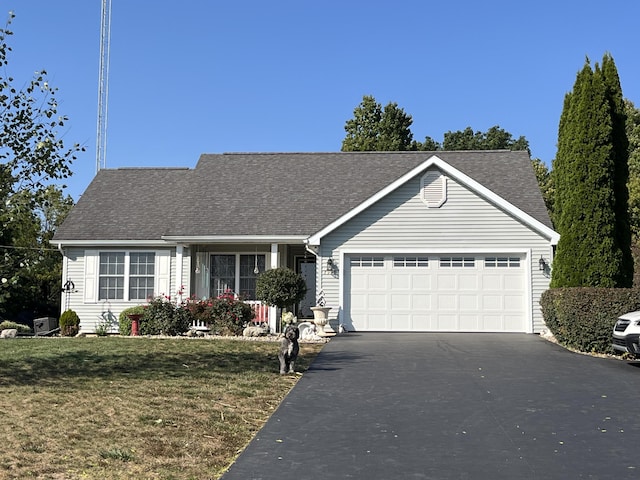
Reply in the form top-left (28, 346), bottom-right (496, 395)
top-left (61, 248), bottom-right (175, 334)
top-left (319, 171), bottom-right (553, 333)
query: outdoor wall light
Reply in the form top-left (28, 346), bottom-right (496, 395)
top-left (539, 256), bottom-right (547, 271)
top-left (326, 258), bottom-right (334, 273)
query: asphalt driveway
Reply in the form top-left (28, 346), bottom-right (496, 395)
top-left (221, 333), bottom-right (640, 479)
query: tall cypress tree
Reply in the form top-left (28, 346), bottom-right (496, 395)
top-left (601, 54), bottom-right (633, 286)
top-left (551, 56), bottom-right (632, 287)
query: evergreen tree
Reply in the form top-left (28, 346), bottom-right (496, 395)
top-left (601, 54), bottom-right (633, 285)
top-left (551, 56), bottom-right (632, 287)
top-left (625, 100), bottom-right (640, 238)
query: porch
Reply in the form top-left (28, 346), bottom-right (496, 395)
top-left (184, 242), bottom-right (317, 333)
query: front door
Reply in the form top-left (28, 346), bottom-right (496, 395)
top-left (296, 256), bottom-right (316, 319)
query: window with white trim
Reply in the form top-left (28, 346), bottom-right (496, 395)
top-left (421, 171), bottom-right (447, 207)
top-left (350, 256), bottom-right (384, 267)
top-left (439, 256), bottom-right (475, 267)
top-left (98, 252), bottom-right (155, 301)
top-left (393, 256), bottom-right (429, 267)
top-left (484, 257), bottom-right (521, 268)
top-left (211, 254), bottom-right (266, 300)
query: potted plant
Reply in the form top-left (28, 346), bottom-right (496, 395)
top-left (256, 267), bottom-right (307, 332)
top-left (310, 290), bottom-right (333, 337)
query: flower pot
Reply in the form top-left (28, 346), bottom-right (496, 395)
top-left (310, 306), bottom-right (334, 337)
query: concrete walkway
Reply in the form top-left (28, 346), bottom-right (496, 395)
top-left (221, 333), bottom-right (640, 479)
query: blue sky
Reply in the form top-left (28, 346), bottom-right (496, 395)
top-left (5, 0), bottom-right (640, 200)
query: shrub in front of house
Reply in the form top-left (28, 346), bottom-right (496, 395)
top-left (255, 267), bottom-right (307, 312)
top-left (118, 305), bottom-right (146, 335)
top-left (540, 287), bottom-right (640, 353)
top-left (185, 293), bottom-right (254, 336)
top-left (59, 309), bottom-right (80, 337)
top-left (0, 320), bottom-right (31, 333)
top-left (140, 297), bottom-right (192, 336)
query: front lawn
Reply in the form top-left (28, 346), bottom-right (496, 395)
top-left (0, 337), bottom-right (324, 479)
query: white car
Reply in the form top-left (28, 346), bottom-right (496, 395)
top-left (612, 310), bottom-right (640, 357)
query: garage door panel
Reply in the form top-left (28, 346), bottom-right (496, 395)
top-left (391, 314), bottom-right (411, 330)
top-left (413, 294), bottom-right (431, 310)
top-left (504, 315), bottom-right (523, 330)
top-left (412, 274), bottom-right (431, 289)
top-left (391, 294), bottom-right (411, 309)
top-left (459, 275), bottom-right (478, 290)
top-left (367, 273), bottom-right (388, 289)
top-left (368, 294), bottom-right (387, 310)
top-left (504, 294), bottom-right (524, 311)
top-left (459, 315), bottom-right (479, 330)
top-left (391, 274), bottom-right (411, 290)
top-left (367, 314), bottom-right (387, 330)
top-left (482, 315), bottom-right (503, 330)
top-left (347, 254), bottom-right (526, 332)
top-left (482, 274), bottom-right (503, 289)
top-left (436, 274), bottom-right (457, 290)
top-left (459, 294), bottom-right (478, 311)
top-left (503, 274), bottom-right (524, 291)
top-left (437, 294), bottom-right (457, 310)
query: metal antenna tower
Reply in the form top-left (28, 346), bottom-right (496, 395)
top-left (96, 0), bottom-right (112, 173)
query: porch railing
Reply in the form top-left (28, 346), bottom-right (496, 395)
top-left (189, 300), bottom-right (269, 331)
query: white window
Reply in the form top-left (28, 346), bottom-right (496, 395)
top-left (98, 251), bottom-right (155, 301)
top-left (440, 256), bottom-right (475, 268)
top-left (393, 256), bottom-right (429, 267)
top-left (485, 257), bottom-right (521, 268)
top-left (210, 254), bottom-right (266, 300)
top-left (421, 171), bottom-right (447, 208)
top-left (350, 256), bottom-right (384, 267)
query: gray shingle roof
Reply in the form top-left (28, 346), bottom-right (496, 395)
top-left (52, 151), bottom-right (553, 242)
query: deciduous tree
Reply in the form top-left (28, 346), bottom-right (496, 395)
top-left (0, 12), bottom-right (83, 320)
top-left (342, 95), bottom-right (414, 151)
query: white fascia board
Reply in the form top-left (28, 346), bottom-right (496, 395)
top-left (339, 247), bottom-right (531, 254)
top-left (160, 235), bottom-right (308, 244)
top-left (49, 239), bottom-right (173, 248)
top-left (307, 155), bottom-right (559, 246)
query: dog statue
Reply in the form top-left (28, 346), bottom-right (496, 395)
top-left (279, 324), bottom-right (300, 375)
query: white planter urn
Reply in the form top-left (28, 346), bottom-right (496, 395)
top-left (310, 306), bottom-right (334, 337)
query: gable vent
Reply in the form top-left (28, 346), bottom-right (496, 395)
top-left (420, 171), bottom-right (447, 207)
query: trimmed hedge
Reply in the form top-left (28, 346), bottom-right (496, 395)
top-left (540, 288), bottom-right (640, 354)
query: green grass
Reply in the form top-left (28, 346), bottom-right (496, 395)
top-left (0, 337), bottom-right (324, 479)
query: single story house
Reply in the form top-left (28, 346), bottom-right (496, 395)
top-left (50, 150), bottom-right (558, 334)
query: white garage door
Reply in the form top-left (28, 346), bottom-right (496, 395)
top-left (346, 255), bottom-right (526, 332)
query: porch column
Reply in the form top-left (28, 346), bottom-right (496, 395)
top-left (269, 243), bottom-right (279, 332)
top-left (176, 245), bottom-right (184, 303)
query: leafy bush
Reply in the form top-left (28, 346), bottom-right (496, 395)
top-left (0, 320), bottom-right (32, 333)
top-left (59, 309), bottom-right (80, 337)
top-left (118, 305), bottom-right (146, 335)
top-left (540, 287), bottom-right (640, 353)
top-left (256, 268), bottom-right (307, 310)
top-left (185, 293), bottom-right (255, 336)
top-left (140, 297), bottom-right (192, 336)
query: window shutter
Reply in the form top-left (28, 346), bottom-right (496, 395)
top-left (84, 250), bottom-right (98, 303)
top-left (155, 250), bottom-right (171, 297)
top-left (421, 171), bottom-right (447, 207)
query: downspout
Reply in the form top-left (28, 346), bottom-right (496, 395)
top-left (304, 240), bottom-right (321, 301)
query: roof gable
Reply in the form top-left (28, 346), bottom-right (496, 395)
top-left (306, 155), bottom-right (558, 245)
